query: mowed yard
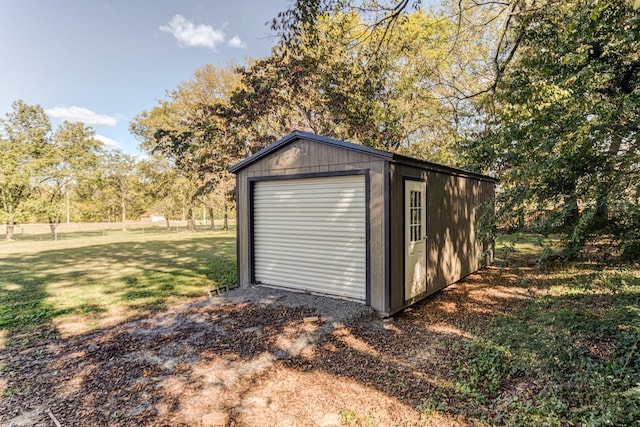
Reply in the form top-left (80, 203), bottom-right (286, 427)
top-left (1, 230), bottom-right (639, 426)
top-left (0, 229), bottom-right (236, 339)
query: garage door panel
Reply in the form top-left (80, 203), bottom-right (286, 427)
top-left (255, 260), bottom-right (365, 275)
top-left (255, 243), bottom-right (365, 258)
top-left (255, 271), bottom-right (364, 294)
top-left (255, 240), bottom-right (365, 252)
top-left (253, 175), bottom-right (366, 301)
top-left (256, 229), bottom-right (364, 237)
top-left (255, 253), bottom-right (365, 270)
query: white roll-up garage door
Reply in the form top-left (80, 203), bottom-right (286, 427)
top-left (253, 175), bottom-right (366, 301)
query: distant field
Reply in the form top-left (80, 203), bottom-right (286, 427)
top-left (0, 229), bottom-right (236, 340)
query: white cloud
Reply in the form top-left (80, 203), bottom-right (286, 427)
top-left (94, 134), bottom-right (122, 149)
top-left (227, 35), bottom-right (247, 49)
top-left (160, 15), bottom-right (225, 49)
top-left (45, 106), bottom-right (117, 126)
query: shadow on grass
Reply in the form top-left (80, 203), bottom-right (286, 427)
top-left (6, 224), bottom-right (236, 242)
top-left (0, 234), bottom-right (236, 336)
top-left (1, 236), bottom-right (638, 426)
top-left (280, 262), bottom-right (640, 426)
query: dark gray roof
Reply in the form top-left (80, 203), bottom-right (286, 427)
top-left (228, 130), bottom-right (496, 182)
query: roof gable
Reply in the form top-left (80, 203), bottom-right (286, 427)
top-left (229, 130), bottom-right (496, 183)
top-left (228, 131), bottom-right (392, 173)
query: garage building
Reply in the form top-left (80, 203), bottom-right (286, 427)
top-left (229, 131), bottom-right (496, 316)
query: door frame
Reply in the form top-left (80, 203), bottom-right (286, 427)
top-left (248, 170), bottom-right (371, 305)
top-left (402, 176), bottom-right (427, 302)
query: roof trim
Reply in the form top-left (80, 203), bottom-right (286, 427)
top-left (228, 130), bottom-right (497, 183)
top-left (390, 153), bottom-right (497, 183)
top-left (228, 130), bottom-right (392, 173)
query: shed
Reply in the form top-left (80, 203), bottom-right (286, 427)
top-left (229, 131), bottom-right (496, 316)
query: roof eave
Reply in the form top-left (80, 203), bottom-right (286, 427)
top-left (389, 153), bottom-right (498, 183)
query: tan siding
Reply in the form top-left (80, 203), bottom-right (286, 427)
top-left (388, 163), bottom-right (494, 313)
top-left (236, 169), bottom-right (250, 287)
top-left (308, 141), bottom-right (318, 167)
top-left (388, 164), bottom-right (428, 310)
top-left (234, 138), bottom-right (388, 312)
top-left (389, 164), bottom-right (402, 309)
top-left (236, 136), bottom-right (494, 315)
top-left (368, 169), bottom-right (386, 309)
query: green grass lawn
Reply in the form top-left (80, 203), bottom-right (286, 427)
top-left (440, 234), bottom-right (640, 425)
top-left (1, 230), bottom-right (638, 425)
top-left (0, 230), bottom-right (236, 341)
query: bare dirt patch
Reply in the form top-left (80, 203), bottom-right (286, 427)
top-left (1, 262), bottom-right (532, 426)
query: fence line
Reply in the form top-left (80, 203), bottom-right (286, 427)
top-left (1, 220), bottom-right (236, 241)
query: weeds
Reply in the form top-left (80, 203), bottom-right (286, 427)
top-left (435, 240), bottom-right (640, 426)
top-left (339, 409), bottom-right (375, 427)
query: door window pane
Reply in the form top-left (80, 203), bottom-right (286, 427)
top-left (409, 190), bottom-right (422, 243)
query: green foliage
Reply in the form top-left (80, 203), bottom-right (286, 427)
top-left (0, 101), bottom-right (104, 238)
top-left (468, 0), bottom-right (640, 258)
top-left (130, 63), bottom-right (242, 230)
top-left (0, 101), bottom-right (52, 234)
top-left (233, 7), bottom-right (498, 163)
top-left (436, 257), bottom-right (640, 425)
top-left (453, 339), bottom-right (525, 399)
top-left (338, 408), bottom-right (375, 427)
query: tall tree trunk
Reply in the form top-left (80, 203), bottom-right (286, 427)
top-left (5, 202), bottom-right (14, 240)
top-left (121, 190), bottom-right (127, 231)
top-left (208, 207), bottom-right (216, 230)
top-left (223, 203), bottom-right (229, 231)
top-left (594, 134), bottom-right (623, 228)
top-left (6, 224), bottom-right (14, 241)
top-left (66, 191), bottom-right (71, 224)
top-left (563, 195), bottom-right (579, 230)
top-left (186, 206), bottom-right (195, 231)
top-left (49, 220), bottom-right (58, 240)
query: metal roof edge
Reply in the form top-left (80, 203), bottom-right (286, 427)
top-left (229, 131), bottom-right (497, 183)
top-left (228, 130), bottom-right (393, 173)
top-left (390, 153), bottom-right (498, 183)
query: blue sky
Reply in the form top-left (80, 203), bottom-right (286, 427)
top-left (0, 0), bottom-right (288, 155)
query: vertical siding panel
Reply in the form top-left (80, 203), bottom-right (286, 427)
top-left (368, 163), bottom-right (385, 310)
top-left (309, 140), bottom-right (318, 167)
top-left (236, 170), bottom-right (250, 287)
top-left (301, 141), bottom-right (310, 169)
top-left (389, 164), bottom-right (403, 311)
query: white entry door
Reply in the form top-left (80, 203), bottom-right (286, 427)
top-left (405, 180), bottom-right (427, 300)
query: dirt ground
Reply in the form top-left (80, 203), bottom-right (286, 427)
top-left (1, 260), bottom-right (533, 427)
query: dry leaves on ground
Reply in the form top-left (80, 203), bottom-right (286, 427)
top-left (1, 260), bottom-right (533, 427)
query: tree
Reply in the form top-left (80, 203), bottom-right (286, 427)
top-left (232, 7), bottom-right (499, 162)
top-left (0, 101), bottom-right (51, 240)
top-left (137, 155), bottom-right (185, 227)
top-left (33, 121), bottom-right (101, 238)
top-left (100, 150), bottom-right (140, 231)
top-left (466, 0), bottom-right (640, 258)
top-left (130, 63), bottom-right (245, 231)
